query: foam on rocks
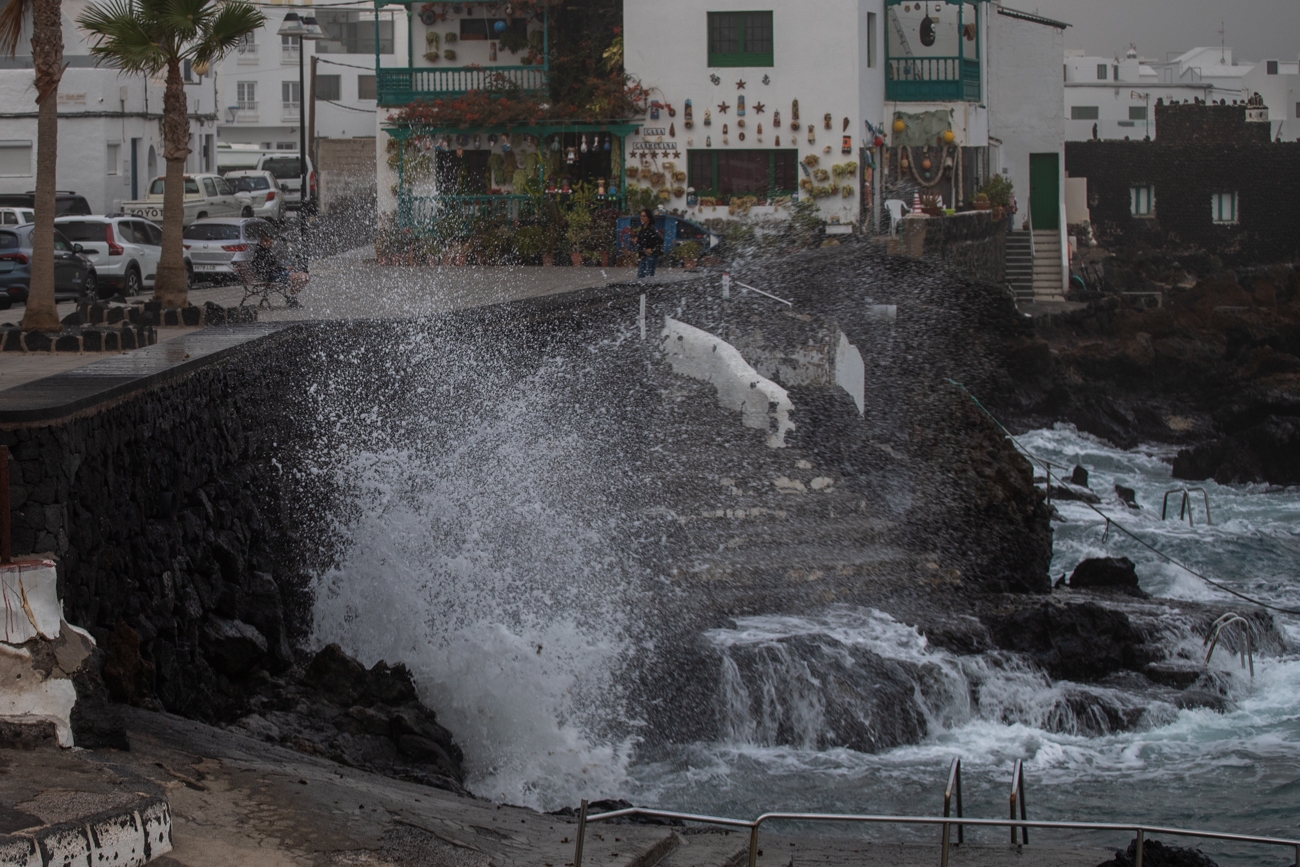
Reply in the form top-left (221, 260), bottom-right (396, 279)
top-left (0, 559), bottom-right (95, 748)
top-left (661, 317), bottom-right (794, 448)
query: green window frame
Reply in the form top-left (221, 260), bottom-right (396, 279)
top-left (707, 11), bottom-right (773, 67)
top-left (688, 149), bottom-right (798, 199)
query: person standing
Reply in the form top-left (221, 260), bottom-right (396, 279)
top-left (635, 208), bottom-right (663, 278)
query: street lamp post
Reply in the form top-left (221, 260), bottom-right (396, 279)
top-left (277, 12), bottom-right (323, 268)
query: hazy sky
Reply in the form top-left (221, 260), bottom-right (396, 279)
top-left (1023, 0), bottom-right (1299, 63)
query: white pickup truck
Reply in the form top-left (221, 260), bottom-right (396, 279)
top-left (123, 174), bottom-right (252, 226)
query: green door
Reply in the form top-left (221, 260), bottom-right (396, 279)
top-left (1029, 152), bottom-right (1060, 231)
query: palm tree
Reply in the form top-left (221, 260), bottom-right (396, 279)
top-left (0, 0), bottom-right (65, 332)
top-left (79, 0), bottom-right (264, 308)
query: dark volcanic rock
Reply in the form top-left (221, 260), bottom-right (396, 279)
top-left (203, 618), bottom-right (269, 676)
top-left (1115, 484), bottom-right (1140, 508)
top-left (1173, 414), bottom-right (1300, 484)
top-left (1049, 482), bottom-right (1101, 503)
top-left (1096, 838), bottom-right (1220, 867)
top-left (986, 601), bottom-right (1156, 681)
top-left (1069, 557), bottom-right (1149, 598)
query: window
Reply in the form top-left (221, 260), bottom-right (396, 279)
top-left (150, 178), bottom-right (199, 195)
top-left (1296, 102), bottom-right (1300, 118)
top-left (281, 34), bottom-right (300, 60)
top-left (1096, 63), bottom-right (1107, 80)
top-left (1113, 64), bottom-right (1119, 80)
top-left (282, 81), bottom-right (301, 106)
top-left (106, 143), bottom-right (120, 175)
top-left (1211, 191), bottom-right (1238, 224)
top-left (1129, 105), bottom-right (1147, 120)
top-left (316, 74), bottom-right (341, 101)
top-left (687, 149), bottom-right (797, 197)
top-left (214, 177), bottom-right (234, 196)
top-left (202, 177), bottom-right (218, 197)
top-left (1266, 60), bottom-right (1278, 74)
top-left (358, 74), bottom-right (377, 100)
top-left (316, 10), bottom-right (395, 54)
top-left (276, 142), bottom-right (298, 151)
top-left (866, 12), bottom-right (877, 68)
top-left (0, 141), bottom-right (32, 176)
top-left (459, 16), bottom-right (526, 42)
top-left (237, 34), bottom-right (256, 55)
top-left (57, 221), bottom-right (108, 242)
top-left (1071, 106), bottom-right (1100, 120)
top-left (237, 81), bottom-right (256, 109)
top-left (707, 11), bottom-right (773, 68)
top-left (1130, 186), bottom-right (1154, 216)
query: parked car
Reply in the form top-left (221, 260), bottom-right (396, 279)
top-left (224, 170), bottom-right (284, 223)
top-left (0, 207), bottom-right (34, 226)
top-left (182, 217), bottom-right (276, 281)
top-left (0, 191), bottom-right (92, 216)
top-left (0, 225), bottom-right (97, 305)
top-left (122, 174), bottom-right (251, 227)
top-left (615, 214), bottom-right (722, 256)
top-left (255, 153), bottom-right (315, 212)
top-left (55, 215), bottom-right (162, 296)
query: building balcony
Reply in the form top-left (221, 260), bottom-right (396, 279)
top-left (282, 102), bottom-right (301, 122)
top-left (376, 65), bottom-right (549, 107)
top-left (886, 56), bottom-right (981, 101)
top-left (233, 102), bottom-right (259, 123)
top-left (237, 45), bottom-right (259, 65)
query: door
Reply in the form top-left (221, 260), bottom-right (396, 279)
top-left (1029, 152), bottom-right (1060, 231)
top-left (130, 139), bottom-right (140, 200)
top-left (51, 230), bottom-right (79, 293)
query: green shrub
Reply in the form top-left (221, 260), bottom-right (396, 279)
top-left (977, 174), bottom-right (1013, 208)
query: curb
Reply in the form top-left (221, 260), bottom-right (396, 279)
top-left (0, 795), bottom-right (172, 867)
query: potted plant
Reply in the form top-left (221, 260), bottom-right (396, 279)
top-left (919, 191), bottom-right (943, 217)
top-left (565, 207), bottom-right (591, 266)
top-left (539, 198), bottom-right (563, 266)
top-left (977, 175), bottom-right (1013, 220)
top-left (973, 192), bottom-right (991, 211)
top-left (589, 208), bottom-right (616, 267)
top-left (677, 240), bottom-right (702, 271)
top-left (514, 224), bottom-right (543, 264)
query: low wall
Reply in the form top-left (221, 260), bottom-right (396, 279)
top-left (898, 210), bottom-right (1007, 285)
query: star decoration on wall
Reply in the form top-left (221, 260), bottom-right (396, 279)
top-left (735, 79), bottom-right (746, 89)
top-left (717, 101), bottom-right (729, 113)
top-left (753, 102), bottom-right (765, 113)
top-left (709, 74), bottom-right (721, 85)
top-left (670, 149), bottom-right (681, 160)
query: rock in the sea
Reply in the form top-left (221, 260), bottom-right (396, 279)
top-left (1070, 464), bottom-right (1090, 487)
top-left (202, 618), bottom-right (269, 676)
top-left (1096, 837), bottom-right (1219, 866)
top-left (1115, 484), bottom-right (1140, 509)
top-left (1173, 415), bottom-right (1300, 485)
top-left (1049, 482), bottom-right (1101, 503)
top-left (1069, 557), bottom-right (1149, 598)
top-left (987, 601), bottom-right (1156, 681)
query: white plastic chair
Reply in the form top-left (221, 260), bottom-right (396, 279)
top-left (884, 199), bottom-right (910, 235)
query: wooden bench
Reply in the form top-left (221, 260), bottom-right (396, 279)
top-left (233, 261), bottom-right (307, 309)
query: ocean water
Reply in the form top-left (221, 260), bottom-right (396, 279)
top-left (310, 415), bottom-right (1300, 865)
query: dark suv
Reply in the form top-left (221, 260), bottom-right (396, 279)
top-left (0, 192), bottom-right (93, 216)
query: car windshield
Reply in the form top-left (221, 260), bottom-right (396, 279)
top-left (260, 158), bottom-right (300, 180)
top-left (234, 176), bottom-right (271, 191)
top-left (57, 221), bottom-right (108, 242)
top-left (183, 224), bottom-right (242, 241)
top-left (148, 179), bottom-right (201, 195)
top-left (0, 231), bottom-right (20, 250)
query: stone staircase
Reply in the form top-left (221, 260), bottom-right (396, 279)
top-left (1006, 230), bottom-right (1065, 302)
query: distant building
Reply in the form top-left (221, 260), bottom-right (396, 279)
top-left (1241, 56), bottom-right (1299, 140)
top-left (0, 0), bottom-right (217, 214)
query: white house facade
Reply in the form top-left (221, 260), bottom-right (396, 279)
top-left (1241, 56), bottom-right (1299, 141)
top-left (0, 0), bottom-right (218, 214)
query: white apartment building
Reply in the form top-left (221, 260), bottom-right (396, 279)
top-left (0, 0), bottom-right (218, 214)
top-left (214, 3), bottom-right (409, 152)
top-left (1241, 56), bottom-right (1300, 140)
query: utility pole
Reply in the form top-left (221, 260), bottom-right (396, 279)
top-left (309, 54), bottom-right (319, 173)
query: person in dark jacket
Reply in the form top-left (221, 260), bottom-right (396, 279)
top-left (635, 208), bottom-right (662, 278)
top-left (250, 233), bottom-right (289, 284)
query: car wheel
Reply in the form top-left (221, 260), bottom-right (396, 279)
top-left (125, 265), bottom-right (143, 296)
top-left (186, 262), bottom-right (194, 288)
top-left (197, 212), bottom-right (208, 220)
top-left (84, 270), bottom-right (98, 299)
top-left (242, 206), bottom-right (254, 218)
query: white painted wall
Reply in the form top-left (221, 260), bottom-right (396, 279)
top-left (986, 7), bottom-right (1065, 229)
top-left (1241, 58), bottom-right (1300, 141)
top-left (624, 0), bottom-right (882, 225)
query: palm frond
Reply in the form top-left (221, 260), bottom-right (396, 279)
top-left (159, 0), bottom-right (215, 44)
top-left (0, 0), bottom-right (32, 57)
top-left (78, 0), bottom-right (170, 73)
top-left (190, 0), bottom-right (263, 65)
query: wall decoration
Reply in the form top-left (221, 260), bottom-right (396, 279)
top-left (718, 101), bottom-right (729, 113)
top-left (489, 41), bottom-right (497, 61)
top-left (710, 74), bottom-right (721, 85)
top-left (580, 134), bottom-right (589, 153)
top-left (669, 123), bottom-right (676, 137)
top-left (737, 95), bottom-right (745, 116)
top-left (684, 99), bottom-right (694, 128)
top-left (753, 102), bottom-right (765, 114)
top-left (706, 136), bottom-right (712, 147)
top-left (443, 49), bottom-right (456, 60)
top-left (668, 104), bottom-right (677, 116)
top-left (773, 110), bottom-right (780, 127)
top-left (808, 125), bottom-right (815, 144)
top-left (775, 135), bottom-right (780, 146)
top-left (824, 113), bottom-right (832, 130)
top-left (761, 74), bottom-right (770, 85)
top-left (843, 117), bottom-right (850, 132)
top-left (757, 122), bottom-right (763, 138)
top-left (823, 145), bottom-right (832, 154)
top-left (737, 118), bottom-right (745, 128)
top-left (722, 124), bottom-right (728, 135)
top-left (791, 99), bottom-right (800, 122)
top-left (739, 132), bottom-right (745, 141)
top-left (650, 102), bottom-right (660, 120)
top-left (841, 135), bottom-right (852, 154)
top-left (920, 14), bottom-right (936, 46)
top-left (704, 109), bottom-right (712, 126)
top-left (736, 79), bottom-right (746, 89)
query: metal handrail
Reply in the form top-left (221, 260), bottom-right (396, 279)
top-left (1161, 487), bottom-right (1212, 526)
top-left (575, 805), bottom-right (1300, 867)
top-left (1009, 758), bottom-right (1028, 845)
top-left (1204, 612), bottom-right (1255, 677)
top-left (939, 757), bottom-right (963, 867)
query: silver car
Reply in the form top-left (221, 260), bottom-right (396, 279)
top-left (182, 217), bottom-right (276, 281)
top-left (224, 170), bottom-right (285, 223)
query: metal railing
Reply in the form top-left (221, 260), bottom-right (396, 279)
top-left (572, 760), bottom-right (1300, 867)
top-left (1204, 612), bottom-right (1255, 677)
top-left (376, 65), bottom-right (549, 106)
top-left (1162, 487), bottom-right (1212, 526)
top-left (885, 56), bottom-right (980, 101)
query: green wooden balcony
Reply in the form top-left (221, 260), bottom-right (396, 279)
top-left (885, 56), bottom-right (981, 102)
top-left (377, 66), bottom-right (549, 107)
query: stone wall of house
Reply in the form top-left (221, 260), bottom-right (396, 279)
top-left (0, 326), bottom-right (328, 721)
top-left (1152, 101), bottom-right (1273, 146)
top-left (1065, 136), bottom-right (1300, 264)
top-left (898, 210), bottom-right (1008, 285)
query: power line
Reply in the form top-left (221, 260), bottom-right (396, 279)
top-left (319, 98), bottom-right (376, 112)
top-left (316, 57), bottom-right (376, 71)
top-left (947, 379), bottom-right (1300, 617)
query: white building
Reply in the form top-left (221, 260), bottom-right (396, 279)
top-left (213, 4), bottom-right (408, 153)
top-left (0, 0), bottom-right (218, 214)
top-left (1064, 46), bottom-right (1257, 141)
top-left (1241, 56), bottom-right (1300, 141)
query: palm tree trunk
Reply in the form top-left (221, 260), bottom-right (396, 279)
top-left (21, 0), bottom-right (62, 333)
top-left (153, 58), bottom-right (190, 308)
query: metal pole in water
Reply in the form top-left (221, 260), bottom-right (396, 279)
top-left (746, 825), bottom-right (759, 867)
top-left (639, 294), bottom-right (646, 340)
top-left (573, 799), bottom-right (588, 867)
top-left (1134, 828), bottom-right (1144, 867)
top-left (0, 444), bottom-right (10, 564)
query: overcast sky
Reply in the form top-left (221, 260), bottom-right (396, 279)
top-left (1023, 0), bottom-right (1299, 63)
